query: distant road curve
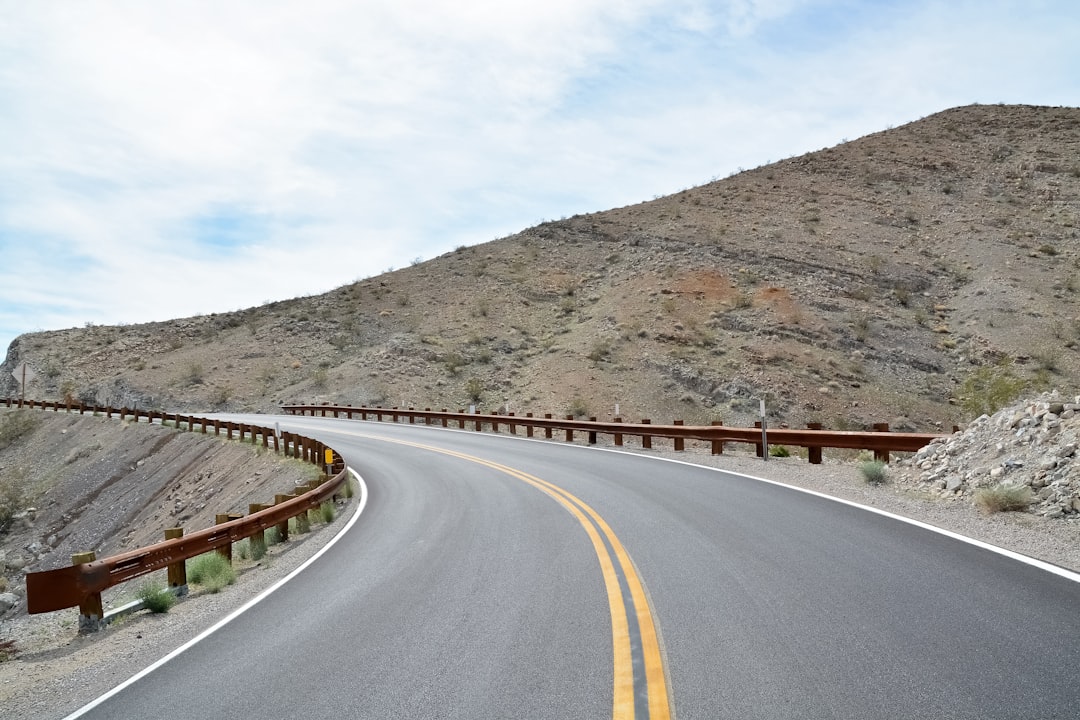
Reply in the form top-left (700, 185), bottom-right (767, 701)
top-left (68, 414), bottom-right (1080, 720)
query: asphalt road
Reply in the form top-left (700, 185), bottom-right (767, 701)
top-left (67, 415), bottom-right (1080, 719)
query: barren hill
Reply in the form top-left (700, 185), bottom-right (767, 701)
top-left (3, 104), bottom-right (1079, 431)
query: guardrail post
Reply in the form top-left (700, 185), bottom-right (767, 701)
top-left (544, 414), bottom-right (553, 439)
top-left (873, 423), bottom-right (891, 463)
top-left (442, 410), bottom-right (449, 428)
top-left (806, 423), bottom-right (823, 464)
top-left (274, 495), bottom-right (291, 541)
top-left (641, 419), bottom-right (652, 449)
top-left (614, 417), bottom-right (623, 446)
top-left (215, 515), bottom-right (235, 563)
top-left (526, 413), bottom-right (534, 438)
top-left (508, 413), bottom-right (517, 435)
top-left (165, 528), bottom-right (188, 592)
top-left (564, 416), bottom-right (574, 443)
top-left (474, 416), bottom-right (482, 432)
top-left (588, 417), bottom-right (597, 445)
top-left (72, 552), bottom-right (104, 632)
top-left (492, 412), bottom-right (500, 433)
top-left (754, 422), bottom-right (764, 457)
top-left (711, 421), bottom-right (724, 455)
top-left (673, 420), bottom-right (684, 451)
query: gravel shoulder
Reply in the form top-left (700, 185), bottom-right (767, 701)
top-left (4, 434), bottom-right (1079, 720)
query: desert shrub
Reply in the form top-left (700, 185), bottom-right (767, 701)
top-left (859, 460), bottom-right (888, 485)
top-left (465, 377), bottom-right (483, 403)
top-left (265, 526), bottom-right (282, 546)
top-left (320, 501), bottom-right (335, 524)
top-left (959, 361), bottom-right (1026, 416)
top-left (568, 397), bottom-right (590, 419)
top-left (587, 340), bottom-right (611, 362)
top-left (769, 445), bottom-right (790, 458)
top-left (186, 552), bottom-right (236, 593)
top-left (974, 483), bottom-right (1033, 513)
top-left (0, 411), bottom-right (40, 451)
top-left (136, 580), bottom-right (176, 613)
top-left (290, 513), bottom-right (311, 535)
top-left (181, 362), bottom-right (205, 386)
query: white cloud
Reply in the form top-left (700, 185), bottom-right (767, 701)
top-left (1, 0), bottom-right (1078, 355)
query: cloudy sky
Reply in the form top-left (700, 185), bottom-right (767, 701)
top-left (1, 0), bottom-right (1078, 355)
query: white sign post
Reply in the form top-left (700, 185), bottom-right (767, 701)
top-left (759, 398), bottom-right (769, 462)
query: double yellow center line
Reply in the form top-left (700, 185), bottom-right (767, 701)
top-left (351, 431), bottom-right (672, 720)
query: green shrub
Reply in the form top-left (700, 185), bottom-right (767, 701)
top-left (186, 552), bottom-right (236, 593)
top-left (959, 361), bottom-right (1027, 416)
top-left (265, 526), bottom-right (282, 546)
top-left (136, 580), bottom-right (176, 613)
top-left (974, 483), bottom-right (1033, 513)
top-left (769, 445), bottom-right (790, 458)
top-left (320, 502), bottom-right (335, 524)
top-left (290, 514), bottom-right (311, 535)
top-left (859, 460), bottom-right (888, 485)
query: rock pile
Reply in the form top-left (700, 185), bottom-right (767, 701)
top-left (897, 392), bottom-right (1080, 518)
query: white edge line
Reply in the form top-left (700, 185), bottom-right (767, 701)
top-left (298, 416), bottom-right (1080, 586)
top-left (61, 468), bottom-right (369, 720)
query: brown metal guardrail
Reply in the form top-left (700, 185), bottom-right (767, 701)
top-left (3, 399), bottom-right (349, 629)
top-left (282, 403), bottom-right (947, 464)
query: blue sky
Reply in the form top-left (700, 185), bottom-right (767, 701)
top-left (2, 0), bottom-right (1079, 355)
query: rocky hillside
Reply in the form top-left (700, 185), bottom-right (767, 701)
top-left (2, 104), bottom-right (1079, 431)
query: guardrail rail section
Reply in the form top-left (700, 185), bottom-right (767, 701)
top-left (2, 399), bottom-right (349, 631)
top-left (282, 403), bottom-right (945, 463)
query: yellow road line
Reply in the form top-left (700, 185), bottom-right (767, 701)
top-left (344, 430), bottom-right (671, 720)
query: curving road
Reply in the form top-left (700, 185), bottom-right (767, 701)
top-left (67, 414), bottom-right (1080, 719)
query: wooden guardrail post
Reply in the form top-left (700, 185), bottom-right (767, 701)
top-left (613, 417), bottom-right (623, 446)
top-left (806, 422), bottom-right (823, 464)
top-left (274, 494), bottom-right (291, 541)
top-left (564, 416), bottom-right (574, 443)
top-left (641, 419), bottom-right (652, 449)
top-left (526, 413), bottom-right (534, 438)
top-left (165, 528), bottom-right (187, 591)
top-left (544, 414), bottom-right (553, 439)
top-left (587, 417), bottom-right (597, 445)
top-left (673, 420), bottom-right (684, 451)
top-left (508, 413), bottom-right (517, 435)
top-left (72, 552), bottom-right (104, 632)
top-left (215, 515), bottom-right (234, 563)
top-left (754, 422), bottom-right (764, 457)
top-left (491, 412), bottom-right (500, 433)
top-left (873, 423), bottom-right (891, 463)
top-left (711, 420), bottom-right (724, 455)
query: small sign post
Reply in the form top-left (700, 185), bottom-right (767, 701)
top-left (759, 399), bottom-right (769, 462)
top-left (324, 448), bottom-right (335, 475)
top-left (12, 361), bottom-right (36, 404)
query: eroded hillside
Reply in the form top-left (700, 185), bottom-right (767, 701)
top-left (3, 104), bottom-right (1079, 430)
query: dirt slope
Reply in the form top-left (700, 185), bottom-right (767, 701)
top-left (2, 104), bottom-right (1079, 432)
top-left (0, 407), bottom-right (324, 618)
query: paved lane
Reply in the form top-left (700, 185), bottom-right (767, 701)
top-left (69, 414), bottom-right (1080, 719)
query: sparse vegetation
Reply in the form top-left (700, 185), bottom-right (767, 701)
top-left (568, 397), bottom-right (590, 419)
top-left (960, 361), bottom-right (1027, 416)
top-left (320, 501), bottom-right (335, 524)
top-left (859, 460), bottom-right (888, 485)
top-left (769, 445), bottom-right (790, 458)
top-left (136, 580), bottom-right (176, 613)
top-left (974, 483), bottom-right (1033, 513)
top-left (0, 411), bottom-right (40, 451)
top-left (181, 362), bottom-right (205, 386)
top-left (465, 377), bottom-right (483, 403)
top-left (186, 552), bottom-right (236, 593)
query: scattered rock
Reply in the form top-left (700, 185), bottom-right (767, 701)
top-left (898, 391), bottom-right (1080, 517)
